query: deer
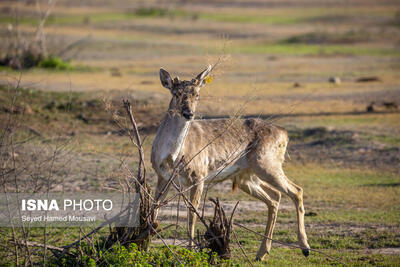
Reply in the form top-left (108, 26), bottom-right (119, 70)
top-left (151, 66), bottom-right (311, 261)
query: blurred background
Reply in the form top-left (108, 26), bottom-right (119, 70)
top-left (0, 0), bottom-right (399, 265)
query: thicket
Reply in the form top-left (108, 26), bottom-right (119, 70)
top-left (1, 0), bottom-right (71, 70)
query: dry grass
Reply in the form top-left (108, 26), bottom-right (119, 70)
top-left (0, 0), bottom-right (399, 265)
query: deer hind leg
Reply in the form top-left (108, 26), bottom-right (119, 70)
top-left (236, 175), bottom-right (281, 261)
top-left (252, 164), bottom-right (311, 257)
top-left (188, 182), bottom-right (204, 248)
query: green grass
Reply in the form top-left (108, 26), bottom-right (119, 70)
top-left (267, 248), bottom-right (400, 267)
top-left (308, 209), bottom-right (400, 225)
top-left (0, 85), bottom-right (82, 109)
top-left (228, 164), bottom-right (400, 210)
top-left (283, 31), bottom-right (371, 44)
top-left (38, 56), bottom-right (71, 70)
top-left (2, 224), bottom-right (397, 266)
top-left (0, 57), bottom-right (100, 73)
top-left (307, 228), bottom-right (400, 250)
top-left (210, 163), bottom-right (400, 225)
top-left (230, 43), bottom-right (400, 56)
top-left (1, 85), bottom-right (399, 265)
top-left (297, 167), bottom-right (399, 187)
top-left (47, 13), bottom-right (136, 25)
top-left (199, 13), bottom-right (303, 25)
top-left (0, 16), bottom-right (37, 24)
top-left (291, 114), bottom-right (400, 133)
top-left (4, 222), bottom-right (397, 266)
top-left (0, 10), bottom-right (317, 27)
top-left (133, 7), bottom-right (188, 18)
top-left (314, 116), bottom-right (383, 126)
top-left (0, 13), bottom-right (136, 27)
top-left (0, 9), bottom-right (188, 27)
top-left (84, 223), bottom-right (400, 266)
top-left (0, 6), bottom-right (396, 29)
top-left (227, 227), bottom-right (400, 266)
top-left (0, 85), bottom-right (104, 139)
top-left (199, 7), bottom-right (397, 26)
top-left (360, 133), bottom-right (400, 146)
top-left (243, 205), bottom-right (400, 226)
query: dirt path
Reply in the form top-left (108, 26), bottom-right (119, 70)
top-left (364, 247), bottom-right (400, 255)
top-left (157, 200), bottom-right (293, 219)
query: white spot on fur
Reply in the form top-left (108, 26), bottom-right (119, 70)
top-left (171, 120), bottom-right (190, 161)
top-left (206, 163), bottom-right (241, 183)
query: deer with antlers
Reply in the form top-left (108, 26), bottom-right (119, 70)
top-left (151, 66), bottom-right (310, 261)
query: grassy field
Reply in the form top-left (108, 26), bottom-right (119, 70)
top-left (0, 0), bottom-right (399, 265)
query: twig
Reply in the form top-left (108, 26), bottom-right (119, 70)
top-left (11, 240), bottom-right (73, 258)
top-left (229, 201), bottom-right (239, 228)
top-left (169, 180), bottom-right (223, 249)
top-left (119, 161), bottom-right (155, 202)
top-left (156, 156), bottom-right (185, 203)
top-left (19, 241), bottom-right (65, 253)
top-left (149, 224), bottom-right (183, 265)
top-left (233, 222), bottom-right (348, 266)
top-left (232, 230), bottom-right (254, 267)
top-left (63, 205), bottom-right (131, 250)
top-left (34, 0), bottom-right (57, 54)
top-left (123, 100), bottom-right (146, 188)
top-left (173, 194), bottom-right (181, 246)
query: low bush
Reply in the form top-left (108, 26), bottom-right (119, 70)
top-left (51, 242), bottom-right (231, 266)
top-left (38, 56), bottom-right (71, 70)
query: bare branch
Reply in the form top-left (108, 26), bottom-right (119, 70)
top-left (233, 222), bottom-right (348, 266)
top-left (232, 230), bottom-right (254, 267)
top-left (149, 224), bottom-right (183, 265)
top-left (123, 100), bottom-right (146, 188)
top-left (34, 0), bottom-right (58, 55)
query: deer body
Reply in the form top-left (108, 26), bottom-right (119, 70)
top-left (151, 66), bottom-right (310, 261)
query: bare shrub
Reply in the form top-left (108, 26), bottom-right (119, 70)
top-left (1, 0), bottom-right (57, 69)
top-left (201, 198), bottom-right (238, 259)
top-left (0, 81), bottom-right (75, 265)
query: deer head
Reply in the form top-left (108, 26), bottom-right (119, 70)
top-left (159, 65), bottom-right (212, 120)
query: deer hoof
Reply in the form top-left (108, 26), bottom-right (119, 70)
top-left (302, 248), bottom-right (310, 257)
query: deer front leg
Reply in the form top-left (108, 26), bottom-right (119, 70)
top-left (188, 182), bottom-right (204, 248)
top-left (153, 175), bottom-right (170, 225)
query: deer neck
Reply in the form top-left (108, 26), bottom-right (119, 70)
top-left (157, 112), bottom-right (191, 164)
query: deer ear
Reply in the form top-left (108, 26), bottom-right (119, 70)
top-left (196, 65), bottom-right (212, 81)
top-left (160, 68), bottom-right (173, 90)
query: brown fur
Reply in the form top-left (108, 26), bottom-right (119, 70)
top-left (232, 181), bottom-right (239, 193)
top-left (151, 66), bottom-right (310, 261)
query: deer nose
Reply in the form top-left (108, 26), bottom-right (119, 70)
top-left (182, 111), bottom-right (194, 120)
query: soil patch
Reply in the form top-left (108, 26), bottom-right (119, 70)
top-left (287, 127), bottom-right (400, 172)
